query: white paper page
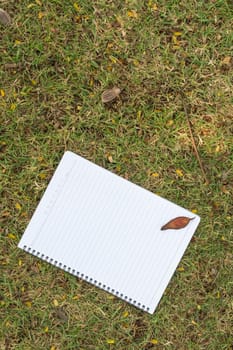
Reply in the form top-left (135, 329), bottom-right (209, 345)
top-left (18, 151), bottom-right (200, 313)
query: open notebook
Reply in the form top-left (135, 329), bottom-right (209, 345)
top-left (18, 151), bottom-right (200, 314)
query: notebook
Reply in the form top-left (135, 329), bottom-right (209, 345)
top-left (18, 151), bottom-right (200, 314)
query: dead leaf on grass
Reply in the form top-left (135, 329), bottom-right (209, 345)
top-left (101, 87), bottom-right (121, 103)
top-left (0, 9), bottom-right (11, 25)
top-left (53, 307), bottom-right (68, 323)
top-left (221, 56), bottom-right (232, 66)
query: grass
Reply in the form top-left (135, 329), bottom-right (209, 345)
top-left (0, 0), bottom-right (233, 349)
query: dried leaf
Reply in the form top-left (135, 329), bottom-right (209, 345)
top-left (177, 266), bottom-right (185, 272)
top-left (101, 87), bottom-right (121, 103)
top-left (221, 56), bottom-right (232, 66)
top-left (161, 216), bottom-right (194, 230)
top-left (7, 233), bottom-right (16, 239)
top-left (127, 10), bottom-right (138, 18)
top-left (15, 202), bottom-right (22, 210)
top-left (151, 172), bottom-right (159, 177)
top-left (174, 31), bottom-right (182, 36)
top-left (53, 299), bottom-right (59, 307)
top-left (107, 155), bottom-right (113, 163)
top-left (0, 8), bottom-right (11, 25)
top-left (73, 2), bottom-right (81, 11)
top-left (24, 301), bottom-right (32, 308)
top-left (53, 307), bottom-right (68, 323)
top-left (38, 11), bottom-right (45, 19)
top-left (175, 169), bottom-right (183, 177)
top-left (123, 311), bottom-right (129, 317)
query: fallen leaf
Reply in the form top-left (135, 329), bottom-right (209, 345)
top-left (53, 307), bottom-right (68, 323)
top-left (127, 10), bottom-right (138, 18)
top-left (7, 233), bottom-right (16, 239)
top-left (38, 11), bottom-right (45, 19)
top-left (10, 103), bottom-right (16, 111)
top-left (24, 301), bottom-right (32, 308)
top-left (177, 266), bottom-right (185, 272)
top-left (191, 320), bottom-right (198, 326)
top-left (175, 169), bottom-right (184, 177)
top-left (53, 299), bottom-right (59, 307)
top-left (221, 56), bottom-right (232, 66)
top-left (39, 173), bottom-right (46, 179)
top-left (107, 155), bottom-right (113, 163)
top-left (72, 295), bottom-right (81, 300)
top-left (101, 87), bottom-right (121, 103)
top-left (161, 216), bottom-right (194, 230)
top-left (0, 8), bottom-right (11, 25)
top-left (73, 2), bottom-right (80, 11)
top-left (174, 31), bottom-right (182, 36)
top-left (166, 119), bottom-right (174, 126)
top-left (148, 1), bottom-right (158, 11)
top-left (123, 311), bottom-right (129, 317)
top-left (15, 202), bottom-right (22, 210)
top-left (151, 172), bottom-right (159, 177)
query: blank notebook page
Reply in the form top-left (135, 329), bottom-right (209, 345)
top-left (18, 151), bottom-right (200, 314)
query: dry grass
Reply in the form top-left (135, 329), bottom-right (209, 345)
top-left (1, 0), bottom-right (233, 349)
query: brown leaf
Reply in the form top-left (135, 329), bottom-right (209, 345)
top-left (0, 8), bottom-right (11, 25)
top-left (53, 307), bottom-right (68, 323)
top-left (101, 87), bottom-right (121, 103)
top-left (161, 216), bottom-right (194, 230)
top-left (221, 56), bottom-right (232, 66)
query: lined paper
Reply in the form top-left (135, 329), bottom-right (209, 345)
top-left (18, 151), bottom-right (200, 313)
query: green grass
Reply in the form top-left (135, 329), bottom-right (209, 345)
top-left (1, 0), bottom-right (233, 349)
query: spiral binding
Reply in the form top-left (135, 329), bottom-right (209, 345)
top-left (23, 245), bottom-right (150, 312)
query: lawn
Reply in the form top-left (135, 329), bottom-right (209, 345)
top-left (0, 1), bottom-right (232, 349)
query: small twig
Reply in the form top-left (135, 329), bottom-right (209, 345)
top-left (180, 91), bottom-right (209, 185)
